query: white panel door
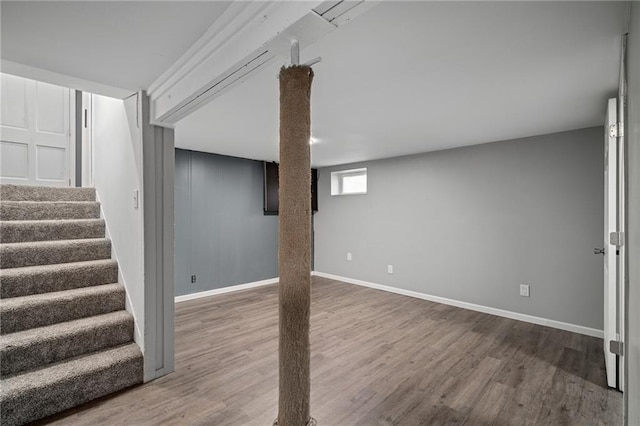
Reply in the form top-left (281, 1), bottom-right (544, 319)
top-left (0, 74), bottom-right (71, 186)
top-left (603, 97), bottom-right (618, 389)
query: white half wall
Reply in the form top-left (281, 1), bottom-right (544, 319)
top-left (91, 94), bottom-right (145, 350)
top-left (92, 92), bottom-right (174, 382)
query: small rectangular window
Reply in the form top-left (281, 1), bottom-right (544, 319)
top-left (331, 168), bottom-right (367, 195)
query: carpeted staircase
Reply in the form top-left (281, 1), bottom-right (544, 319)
top-left (0, 184), bottom-right (143, 426)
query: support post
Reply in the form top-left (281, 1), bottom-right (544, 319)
top-left (276, 64), bottom-right (315, 426)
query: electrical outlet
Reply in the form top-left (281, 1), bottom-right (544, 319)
top-left (520, 284), bottom-right (530, 297)
top-left (387, 265), bottom-right (393, 274)
top-left (347, 252), bottom-right (352, 261)
top-left (191, 275), bottom-right (197, 283)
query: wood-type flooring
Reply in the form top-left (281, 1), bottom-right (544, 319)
top-left (38, 277), bottom-right (622, 425)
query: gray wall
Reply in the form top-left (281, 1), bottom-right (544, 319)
top-left (174, 149), bottom-right (278, 296)
top-left (626, 2), bottom-right (639, 422)
top-left (315, 127), bottom-right (604, 330)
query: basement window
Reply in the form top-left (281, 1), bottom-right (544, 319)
top-left (331, 168), bottom-right (367, 195)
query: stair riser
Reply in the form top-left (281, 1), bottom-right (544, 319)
top-left (0, 288), bottom-right (125, 334)
top-left (0, 202), bottom-right (100, 221)
top-left (0, 261), bottom-right (118, 298)
top-left (0, 185), bottom-right (95, 202)
top-left (0, 220), bottom-right (105, 243)
top-left (1, 317), bottom-right (134, 377)
top-left (0, 240), bottom-right (111, 269)
top-left (0, 353), bottom-right (142, 426)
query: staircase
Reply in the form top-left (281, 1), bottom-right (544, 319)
top-left (0, 184), bottom-right (143, 426)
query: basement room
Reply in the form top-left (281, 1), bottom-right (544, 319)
top-left (0, 1), bottom-right (639, 425)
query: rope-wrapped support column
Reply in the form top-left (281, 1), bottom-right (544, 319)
top-left (275, 65), bottom-right (315, 426)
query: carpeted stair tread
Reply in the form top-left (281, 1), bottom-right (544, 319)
top-left (0, 184), bottom-right (95, 202)
top-left (0, 311), bottom-right (134, 378)
top-left (0, 201), bottom-right (100, 221)
top-left (0, 283), bottom-right (125, 334)
top-left (0, 259), bottom-right (118, 298)
top-left (0, 238), bottom-right (111, 269)
top-left (0, 185), bottom-right (141, 424)
top-left (0, 219), bottom-right (105, 243)
top-left (0, 343), bottom-right (143, 426)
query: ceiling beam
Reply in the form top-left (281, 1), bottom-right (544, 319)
top-left (1, 59), bottom-right (134, 99)
top-left (147, 1), bottom-right (379, 127)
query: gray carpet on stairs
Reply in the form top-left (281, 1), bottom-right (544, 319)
top-left (0, 184), bottom-right (143, 425)
top-left (1, 283), bottom-right (126, 334)
top-left (0, 219), bottom-right (106, 243)
top-left (0, 238), bottom-right (111, 269)
top-left (0, 311), bottom-right (134, 377)
top-left (0, 259), bottom-right (118, 298)
top-left (1, 201), bottom-right (101, 221)
top-left (0, 343), bottom-right (143, 426)
top-left (0, 184), bottom-right (96, 202)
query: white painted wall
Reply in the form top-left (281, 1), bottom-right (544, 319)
top-left (91, 94), bottom-right (145, 350)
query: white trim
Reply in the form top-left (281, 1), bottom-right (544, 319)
top-left (140, 93), bottom-right (175, 381)
top-left (68, 89), bottom-right (76, 187)
top-left (175, 278), bottom-right (279, 303)
top-left (312, 271), bottom-right (604, 339)
top-left (82, 92), bottom-right (94, 187)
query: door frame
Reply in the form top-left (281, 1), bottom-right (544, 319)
top-left (604, 94), bottom-right (627, 391)
top-left (604, 98), bottom-right (618, 389)
top-left (617, 101), bottom-right (626, 391)
top-left (81, 92), bottom-right (94, 187)
top-left (616, 34), bottom-right (627, 393)
top-left (69, 88), bottom-right (76, 187)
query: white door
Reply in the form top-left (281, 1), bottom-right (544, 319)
top-left (0, 73), bottom-right (72, 187)
top-left (603, 97), bottom-right (618, 389)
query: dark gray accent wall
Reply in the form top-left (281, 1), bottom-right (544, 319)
top-left (174, 149), bottom-right (278, 296)
top-left (315, 127), bottom-right (604, 330)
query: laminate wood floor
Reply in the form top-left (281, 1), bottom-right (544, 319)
top-left (38, 277), bottom-right (622, 425)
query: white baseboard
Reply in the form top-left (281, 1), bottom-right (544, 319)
top-left (312, 271), bottom-right (604, 339)
top-left (175, 277), bottom-right (279, 303)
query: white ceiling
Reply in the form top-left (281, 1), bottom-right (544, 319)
top-left (1, 1), bottom-right (628, 167)
top-left (176, 1), bottom-right (628, 167)
top-left (1, 1), bottom-right (232, 91)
